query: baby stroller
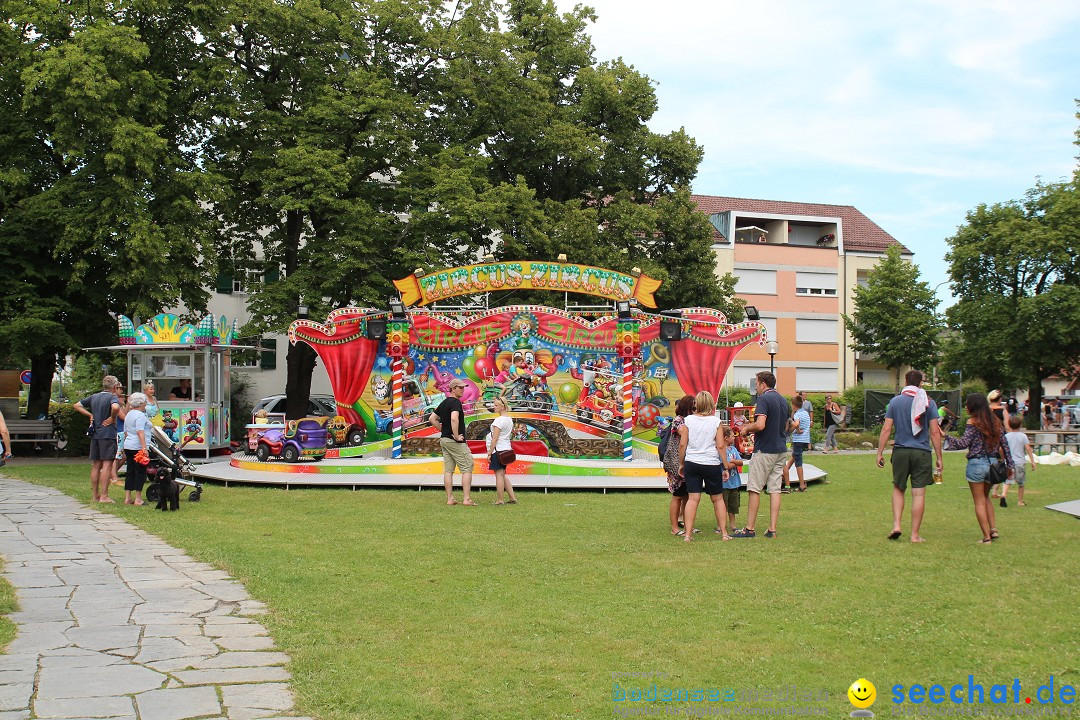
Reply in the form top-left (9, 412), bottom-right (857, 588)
top-left (144, 426), bottom-right (204, 505)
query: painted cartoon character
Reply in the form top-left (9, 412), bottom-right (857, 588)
top-left (425, 363), bottom-right (479, 413)
top-left (160, 410), bottom-right (179, 442)
top-left (370, 375), bottom-right (390, 406)
top-left (495, 336), bottom-right (563, 385)
top-left (183, 410), bottom-right (204, 445)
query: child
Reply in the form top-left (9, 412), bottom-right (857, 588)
top-left (721, 426), bottom-right (744, 535)
top-left (1003, 416), bottom-right (1035, 507)
top-left (254, 409), bottom-right (270, 425)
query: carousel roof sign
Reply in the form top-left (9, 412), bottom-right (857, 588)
top-left (393, 261), bottom-right (662, 309)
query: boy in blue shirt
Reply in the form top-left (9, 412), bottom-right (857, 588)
top-left (721, 426), bottom-right (744, 535)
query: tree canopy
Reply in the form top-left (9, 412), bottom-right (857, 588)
top-left (944, 178), bottom-right (1080, 423)
top-left (1, 0), bottom-right (739, 419)
top-left (844, 245), bottom-right (942, 391)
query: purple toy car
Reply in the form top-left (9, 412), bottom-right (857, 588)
top-left (253, 418), bottom-right (328, 463)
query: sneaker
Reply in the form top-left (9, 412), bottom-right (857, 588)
top-left (764, 530), bottom-right (777, 538)
top-left (999, 497), bottom-right (1007, 508)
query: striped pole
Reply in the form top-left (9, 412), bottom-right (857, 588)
top-left (622, 357), bottom-right (633, 462)
top-left (391, 358), bottom-right (403, 459)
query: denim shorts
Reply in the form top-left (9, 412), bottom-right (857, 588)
top-left (965, 456), bottom-right (1000, 484)
top-left (791, 442), bottom-right (808, 467)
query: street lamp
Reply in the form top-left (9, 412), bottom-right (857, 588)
top-left (766, 340), bottom-right (779, 375)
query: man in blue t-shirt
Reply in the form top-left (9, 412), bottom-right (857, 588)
top-left (735, 371), bottom-right (791, 539)
top-left (73, 375), bottom-right (121, 504)
top-left (875, 369), bottom-right (943, 543)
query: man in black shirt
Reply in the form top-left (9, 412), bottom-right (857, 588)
top-left (428, 379), bottom-right (475, 505)
top-left (169, 379), bottom-right (192, 400)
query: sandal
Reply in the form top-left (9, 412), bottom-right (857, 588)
top-left (989, 529), bottom-right (999, 540)
top-left (731, 528), bottom-right (756, 539)
top-left (462, 500), bottom-right (478, 506)
top-left (978, 538), bottom-right (993, 544)
top-left (674, 529), bottom-right (685, 537)
top-left (493, 501), bottom-right (505, 505)
top-left (888, 531), bottom-right (902, 541)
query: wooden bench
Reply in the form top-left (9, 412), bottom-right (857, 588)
top-left (5, 419), bottom-right (60, 456)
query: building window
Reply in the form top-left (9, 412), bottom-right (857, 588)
top-left (796, 367), bottom-right (839, 392)
top-left (795, 318), bottom-right (838, 343)
top-left (795, 272), bottom-right (838, 296)
top-left (734, 269), bottom-right (777, 295)
top-left (758, 317), bottom-right (777, 341)
top-left (232, 346), bottom-right (260, 369)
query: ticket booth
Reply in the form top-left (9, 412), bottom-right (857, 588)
top-left (86, 313), bottom-right (248, 458)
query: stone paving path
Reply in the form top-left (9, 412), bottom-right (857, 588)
top-left (0, 477), bottom-right (313, 720)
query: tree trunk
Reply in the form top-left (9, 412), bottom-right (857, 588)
top-left (282, 208), bottom-right (312, 421)
top-left (284, 341), bottom-right (317, 420)
top-left (26, 352), bottom-right (58, 419)
top-left (1026, 379), bottom-right (1044, 430)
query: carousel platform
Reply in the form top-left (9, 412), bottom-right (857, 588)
top-left (190, 447), bottom-right (828, 492)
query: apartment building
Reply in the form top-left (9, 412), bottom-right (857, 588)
top-left (693, 195), bottom-right (909, 396)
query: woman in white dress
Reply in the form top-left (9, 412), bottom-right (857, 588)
top-left (489, 397), bottom-right (518, 505)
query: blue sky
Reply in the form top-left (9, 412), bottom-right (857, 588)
top-left (555, 0), bottom-right (1080, 306)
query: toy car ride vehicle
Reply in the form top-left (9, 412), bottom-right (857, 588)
top-left (325, 415), bottom-right (366, 447)
top-left (253, 418), bottom-right (328, 462)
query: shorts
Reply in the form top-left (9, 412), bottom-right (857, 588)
top-left (89, 437), bottom-right (118, 462)
top-left (747, 451), bottom-right (788, 494)
top-left (489, 450), bottom-right (510, 472)
top-left (123, 448), bottom-right (147, 491)
top-left (722, 487), bottom-right (740, 514)
top-left (965, 456), bottom-right (1002, 485)
top-left (115, 431), bottom-right (126, 460)
top-left (683, 461), bottom-right (725, 495)
top-left (892, 446), bottom-right (933, 490)
top-left (1010, 465), bottom-right (1026, 486)
top-left (790, 442), bottom-right (808, 467)
top-left (439, 437), bottom-right (474, 473)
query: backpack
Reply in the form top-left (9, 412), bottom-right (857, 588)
top-left (657, 422), bottom-right (673, 459)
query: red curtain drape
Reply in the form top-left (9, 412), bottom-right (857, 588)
top-left (290, 312), bottom-right (378, 426)
top-left (670, 341), bottom-right (741, 401)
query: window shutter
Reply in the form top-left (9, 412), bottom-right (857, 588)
top-left (260, 338), bottom-right (277, 369)
top-left (263, 265), bottom-right (279, 283)
top-left (216, 272), bottom-right (233, 294)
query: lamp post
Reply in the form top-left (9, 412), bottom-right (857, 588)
top-left (766, 340), bottom-right (779, 375)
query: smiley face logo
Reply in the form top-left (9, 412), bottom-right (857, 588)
top-left (848, 678), bottom-right (877, 709)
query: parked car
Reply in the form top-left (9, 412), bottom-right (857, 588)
top-left (251, 395), bottom-right (337, 423)
top-left (251, 418), bottom-right (328, 462)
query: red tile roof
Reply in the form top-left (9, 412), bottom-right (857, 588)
top-left (691, 194), bottom-right (909, 254)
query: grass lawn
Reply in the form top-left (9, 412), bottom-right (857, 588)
top-left (3, 455), bottom-right (1078, 719)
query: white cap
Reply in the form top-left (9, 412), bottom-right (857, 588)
top-left (733, 402), bottom-right (744, 407)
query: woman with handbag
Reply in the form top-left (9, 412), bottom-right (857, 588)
top-left (944, 393), bottom-right (1014, 544)
top-left (664, 395), bottom-right (696, 536)
top-left (488, 397), bottom-right (518, 505)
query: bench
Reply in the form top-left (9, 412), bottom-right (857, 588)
top-left (1024, 430), bottom-right (1080, 455)
top-left (5, 420), bottom-right (60, 456)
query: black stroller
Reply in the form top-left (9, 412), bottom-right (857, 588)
top-left (144, 426), bottom-right (204, 506)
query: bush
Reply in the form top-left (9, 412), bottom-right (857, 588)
top-left (50, 401), bottom-right (91, 456)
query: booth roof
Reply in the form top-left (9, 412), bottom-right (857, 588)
top-left (82, 344), bottom-right (257, 351)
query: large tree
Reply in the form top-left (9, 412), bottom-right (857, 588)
top-left (844, 245), bottom-right (943, 391)
top-left (945, 179), bottom-right (1080, 425)
top-left (0, 0), bottom-right (221, 416)
top-left (211, 0), bottom-right (739, 418)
